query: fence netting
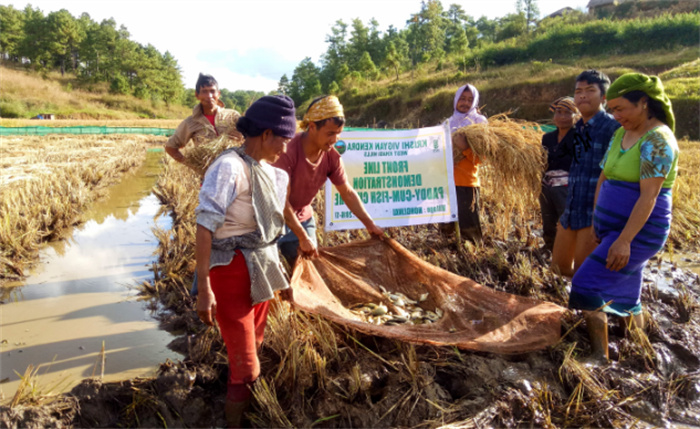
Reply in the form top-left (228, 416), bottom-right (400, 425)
top-left (0, 126), bottom-right (175, 136)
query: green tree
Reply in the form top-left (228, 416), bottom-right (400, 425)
top-left (357, 51), bottom-right (378, 80)
top-left (158, 51), bottom-right (184, 104)
top-left (406, 0), bottom-right (447, 64)
top-left (449, 26), bottom-right (469, 72)
top-left (181, 88), bottom-right (196, 107)
top-left (382, 25), bottom-right (409, 70)
top-left (78, 17), bottom-right (119, 80)
top-left (445, 3), bottom-right (467, 23)
top-left (109, 73), bottom-right (129, 94)
top-left (495, 13), bottom-right (527, 41)
top-left (320, 20), bottom-right (349, 90)
top-left (288, 57), bottom-right (322, 106)
top-left (277, 74), bottom-right (290, 95)
top-left (384, 41), bottom-right (402, 80)
top-left (476, 16), bottom-right (498, 44)
top-left (0, 5), bottom-right (25, 61)
top-left (464, 22), bottom-right (480, 48)
top-left (444, 3), bottom-right (467, 53)
top-left (328, 80), bottom-right (340, 95)
top-left (348, 18), bottom-right (369, 70)
top-left (367, 18), bottom-right (384, 64)
top-left (516, 0), bottom-right (540, 32)
top-left (46, 10), bottom-right (84, 74)
top-left (18, 5), bottom-right (49, 70)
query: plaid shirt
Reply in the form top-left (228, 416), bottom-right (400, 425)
top-left (560, 110), bottom-right (620, 230)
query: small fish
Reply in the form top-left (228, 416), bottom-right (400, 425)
top-left (394, 307), bottom-right (409, 318)
top-left (371, 304), bottom-right (388, 316)
top-left (419, 293), bottom-right (429, 302)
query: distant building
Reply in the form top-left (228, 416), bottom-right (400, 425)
top-left (32, 113), bottom-right (55, 120)
top-left (587, 0), bottom-right (636, 13)
top-left (546, 7), bottom-right (576, 18)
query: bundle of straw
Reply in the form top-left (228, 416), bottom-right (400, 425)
top-left (453, 114), bottom-right (547, 197)
top-left (452, 114), bottom-right (548, 238)
top-left (182, 134), bottom-right (243, 177)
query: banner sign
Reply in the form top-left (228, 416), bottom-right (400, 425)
top-left (325, 121), bottom-right (458, 231)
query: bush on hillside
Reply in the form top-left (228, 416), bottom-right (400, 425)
top-left (109, 75), bottom-right (130, 95)
top-left (0, 100), bottom-right (26, 118)
top-left (477, 13), bottom-right (699, 66)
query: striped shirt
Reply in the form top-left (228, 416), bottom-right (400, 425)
top-left (559, 110), bottom-right (620, 230)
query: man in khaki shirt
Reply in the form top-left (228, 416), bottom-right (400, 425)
top-left (165, 73), bottom-right (242, 164)
top-left (167, 74), bottom-right (242, 297)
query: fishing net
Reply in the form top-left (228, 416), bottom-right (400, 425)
top-left (291, 237), bottom-right (567, 354)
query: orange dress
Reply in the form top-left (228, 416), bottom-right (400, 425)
top-left (454, 148), bottom-right (480, 188)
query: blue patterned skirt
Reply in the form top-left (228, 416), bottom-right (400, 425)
top-left (569, 180), bottom-right (672, 317)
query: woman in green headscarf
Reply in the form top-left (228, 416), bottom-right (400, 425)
top-left (568, 73), bottom-right (679, 362)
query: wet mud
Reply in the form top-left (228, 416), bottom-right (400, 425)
top-left (2, 158), bottom-right (699, 428)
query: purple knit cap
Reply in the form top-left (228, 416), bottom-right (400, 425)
top-left (244, 95), bottom-right (297, 138)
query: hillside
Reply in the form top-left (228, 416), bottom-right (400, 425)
top-left (2, 49), bottom-right (698, 138)
top-left (337, 47), bottom-right (699, 139)
top-left (0, 63), bottom-right (191, 120)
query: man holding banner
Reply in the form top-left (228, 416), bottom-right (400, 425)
top-left (273, 95), bottom-right (383, 266)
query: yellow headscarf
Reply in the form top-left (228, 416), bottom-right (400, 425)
top-left (300, 95), bottom-right (344, 130)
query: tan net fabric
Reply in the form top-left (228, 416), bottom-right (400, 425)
top-left (290, 238), bottom-right (567, 354)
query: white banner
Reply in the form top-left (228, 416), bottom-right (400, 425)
top-left (325, 121), bottom-right (458, 231)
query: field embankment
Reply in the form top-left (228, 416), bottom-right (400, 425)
top-left (340, 49), bottom-right (699, 139)
top-left (0, 135), bottom-right (167, 283)
top-left (0, 64), bottom-right (190, 120)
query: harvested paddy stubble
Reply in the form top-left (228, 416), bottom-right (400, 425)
top-left (5, 141), bottom-right (700, 428)
top-left (0, 135), bottom-right (159, 282)
top-left (669, 139), bottom-right (700, 251)
top-left (137, 155), bottom-right (699, 427)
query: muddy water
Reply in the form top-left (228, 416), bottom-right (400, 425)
top-left (659, 251), bottom-right (700, 276)
top-left (0, 151), bottom-right (181, 403)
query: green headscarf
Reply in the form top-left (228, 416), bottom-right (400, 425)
top-left (607, 73), bottom-right (675, 133)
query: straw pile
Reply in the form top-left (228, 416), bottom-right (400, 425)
top-left (182, 134), bottom-right (243, 177)
top-left (452, 114), bottom-right (547, 239)
top-left (453, 114), bottom-right (546, 200)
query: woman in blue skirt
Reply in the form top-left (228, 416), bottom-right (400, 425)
top-left (569, 73), bottom-right (679, 362)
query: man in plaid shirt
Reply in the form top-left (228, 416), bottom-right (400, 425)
top-left (552, 70), bottom-right (620, 277)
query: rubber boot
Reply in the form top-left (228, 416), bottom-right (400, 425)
top-left (584, 310), bottom-right (609, 363)
top-left (224, 399), bottom-right (249, 429)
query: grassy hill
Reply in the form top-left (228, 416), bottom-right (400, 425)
top-left (2, 48), bottom-right (698, 138)
top-left (0, 63), bottom-right (190, 120)
top-left (337, 47), bottom-right (699, 139)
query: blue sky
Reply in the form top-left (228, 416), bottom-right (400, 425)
top-left (9, 0), bottom-right (590, 92)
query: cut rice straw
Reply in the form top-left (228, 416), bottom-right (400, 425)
top-left (182, 134), bottom-right (242, 177)
top-left (452, 114), bottom-right (547, 238)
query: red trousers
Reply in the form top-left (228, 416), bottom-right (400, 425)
top-left (210, 250), bottom-right (270, 402)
